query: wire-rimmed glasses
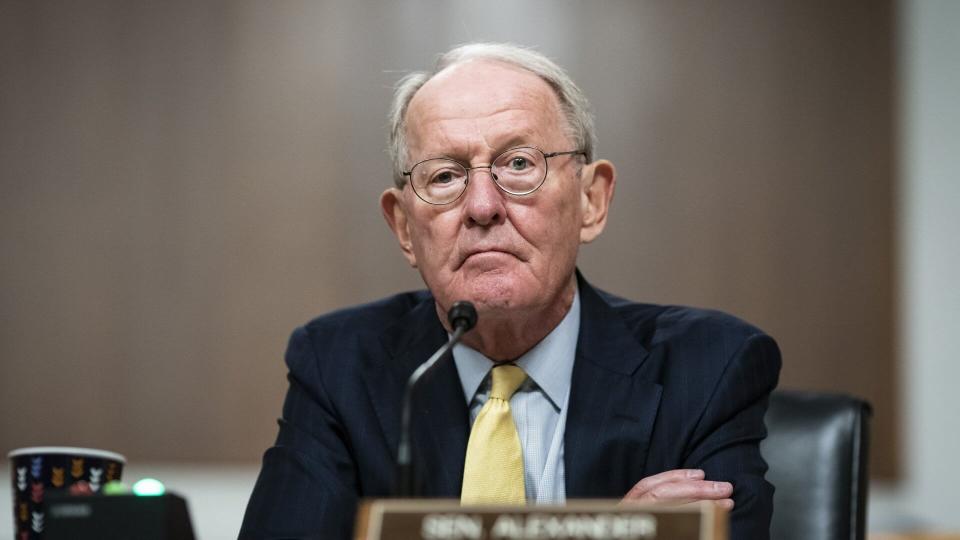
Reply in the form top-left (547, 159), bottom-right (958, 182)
top-left (401, 146), bottom-right (585, 205)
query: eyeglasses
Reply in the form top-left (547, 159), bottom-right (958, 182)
top-left (401, 146), bottom-right (586, 205)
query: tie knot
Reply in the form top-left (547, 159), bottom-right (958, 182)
top-left (489, 364), bottom-right (526, 401)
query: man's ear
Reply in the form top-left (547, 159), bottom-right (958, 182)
top-left (579, 159), bottom-right (616, 244)
top-left (380, 187), bottom-right (418, 268)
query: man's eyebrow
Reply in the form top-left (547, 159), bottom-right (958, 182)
top-left (427, 136), bottom-right (538, 163)
top-left (495, 135), bottom-right (536, 152)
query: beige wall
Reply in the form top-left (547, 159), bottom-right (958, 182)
top-left (0, 1), bottom-right (897, 476)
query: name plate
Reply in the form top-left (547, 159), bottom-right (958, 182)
top-left (355, 500), bottom-right (726, 540)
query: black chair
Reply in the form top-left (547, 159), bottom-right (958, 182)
top-left (761, 390), bottom-right (872, 540)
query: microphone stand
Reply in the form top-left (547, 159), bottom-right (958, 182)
top-left (395, 302), bottom-right (476, 498)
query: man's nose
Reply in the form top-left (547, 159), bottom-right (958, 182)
top-left (461, 168), bottom-right (506, 227)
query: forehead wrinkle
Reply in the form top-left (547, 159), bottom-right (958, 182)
top-left (429, 85), bottom-right (552, 118)
top-left (404, 60), bottom-right (567, 161)
top-left (412, 108), bottom-right (552, 162)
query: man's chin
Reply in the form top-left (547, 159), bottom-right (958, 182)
top-left (446, 273), bottom-right (531, 315)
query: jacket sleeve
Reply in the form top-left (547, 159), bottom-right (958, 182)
top-left (240, 325), bottom-right (359, 540)
top-left (682, 332), bottom-right (782, 540)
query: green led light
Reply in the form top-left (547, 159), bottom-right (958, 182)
top-left (132, 478), bottom-right (165, 496)
top-left (102, 481), bottom-right (129, 495)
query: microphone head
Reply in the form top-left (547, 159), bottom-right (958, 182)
top-left (447, 301), bottom-right (478, 332)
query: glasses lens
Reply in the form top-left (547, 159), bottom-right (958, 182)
top-left (492, 148), bottom-right (546, 194)
top-left (411, 159), bottom-right (468, 204)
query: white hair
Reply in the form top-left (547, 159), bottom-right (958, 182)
top-left (387, 42), bottom-right (597, 188)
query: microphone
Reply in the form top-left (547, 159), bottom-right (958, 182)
top-left (447, 301), bottom-right (478, 333)
top-left (396, 301), bottom-right (478, 498)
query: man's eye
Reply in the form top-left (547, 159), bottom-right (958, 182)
top-left (431, 171), bottom-right (456, 184)
top-left (509, 157), bottom-right (529, 170)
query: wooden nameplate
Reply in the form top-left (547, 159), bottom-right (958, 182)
top-left (355, 499), bottom-right (727, 540)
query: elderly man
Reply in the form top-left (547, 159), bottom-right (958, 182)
top-left (241, 43), bottom-right (780, 540)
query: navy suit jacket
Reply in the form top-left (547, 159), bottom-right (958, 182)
top-left (240, 274), bottom-right (781, 539)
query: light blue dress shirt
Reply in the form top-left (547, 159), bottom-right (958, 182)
top-left (452, 287), bottom-right (580, 504)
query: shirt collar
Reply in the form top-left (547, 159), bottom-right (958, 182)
top-left (452, 285), bottom-right (580, 410)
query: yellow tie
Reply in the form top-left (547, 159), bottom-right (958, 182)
top-left (461, 364), bottom-right (527, 505)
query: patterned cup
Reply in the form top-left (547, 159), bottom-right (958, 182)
top-left (8, 446), bottom-right (125, 540)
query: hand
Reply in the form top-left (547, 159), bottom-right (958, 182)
top-left (621, 469), bottom-right (734, 510)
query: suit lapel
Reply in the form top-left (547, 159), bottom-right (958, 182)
top-left (565, 275), bottom-right (663, 497)
top-left (361, 295), bottom-right (469, 497)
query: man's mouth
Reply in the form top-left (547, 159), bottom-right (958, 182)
top-left (458, 248), bottom-right (518, 269)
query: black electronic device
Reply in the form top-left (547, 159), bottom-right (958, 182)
top-left (42, 492), bottom-right (195, 540)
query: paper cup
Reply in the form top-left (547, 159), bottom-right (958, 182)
top-left (8, 446), bottom-right (126, 540)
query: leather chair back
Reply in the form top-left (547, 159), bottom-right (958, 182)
top-left (761, 391), bottom-right (872, 540)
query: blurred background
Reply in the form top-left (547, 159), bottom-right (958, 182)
top-left (1, 0), bottom-right (956, 538)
